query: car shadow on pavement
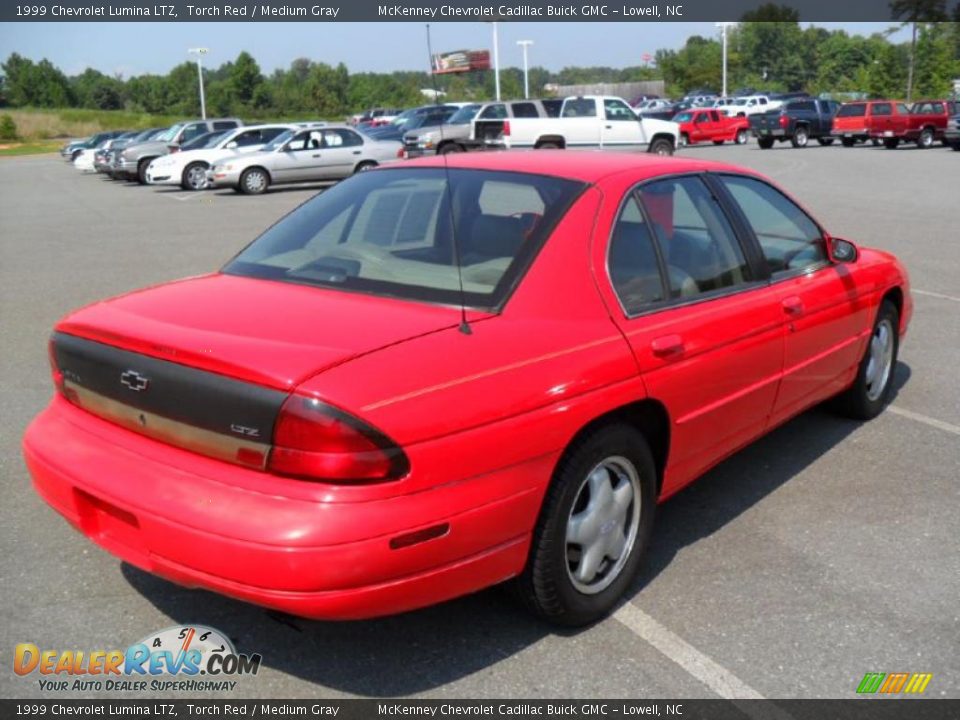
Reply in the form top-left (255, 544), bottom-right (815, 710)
top-left (121, 361), bottom-right (911, 695)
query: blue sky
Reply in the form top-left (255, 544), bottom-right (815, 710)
top-left (0, 22), bottom-right (907, 77)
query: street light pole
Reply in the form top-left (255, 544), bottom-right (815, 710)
top-left (188, 47), bottom-right (209, 120)
top-left (715, 23), bottom-right (733, 98)
top-left (491, 22), bottom-right (501, 101)
top-left (517, 40), bottom-right (533, 99)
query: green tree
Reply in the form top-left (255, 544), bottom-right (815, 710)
top-left (0, 113), bottom-right (17, 140)
top-left (229, 51), bottom-right (263, 107)
top-left (890, 0), bottom-right (948, 100)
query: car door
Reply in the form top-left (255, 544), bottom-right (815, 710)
top-left (715, 173), bottom-right (871, 426)
top-left (870, 102), bottom-right (893, 136)
top-left (316, 129), bottom-right (362, 179)
top-left (599, 175), bottom-right (783, 496)
top-left (601, 98), bottom-right (644, 149)
top-left (269, 130), bottom-right (318, 183)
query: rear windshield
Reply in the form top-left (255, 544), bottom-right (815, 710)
top-left (223, 168), bottom-right (586, 309)
top-left (449, 104), bottom-right (481, 124)
top-left (836, 104), bottom-right (866, 117)
top-left (181, 130), bottom-right (228, 150)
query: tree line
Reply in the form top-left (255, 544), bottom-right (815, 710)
top-left (2, 11), bottom-right (958, 118)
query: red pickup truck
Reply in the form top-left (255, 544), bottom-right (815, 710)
top-left (673, 109), bottom-right (750, 146)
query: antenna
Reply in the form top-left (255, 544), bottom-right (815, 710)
top-left (426, 23), bottom-right (472, 335)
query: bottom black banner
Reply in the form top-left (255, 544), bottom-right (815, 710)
top-left (3, 699), bottom-right (959, 720)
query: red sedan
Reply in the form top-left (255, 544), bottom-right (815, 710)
top-left (24, 152), bottom-right (911, 626)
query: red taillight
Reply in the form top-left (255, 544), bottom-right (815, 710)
top-left (503, 120), bottom-right (511, 137)
top-left (780, 114), bottom-right (789, 128)
top-left (268, 395), bottom-right (408, 483)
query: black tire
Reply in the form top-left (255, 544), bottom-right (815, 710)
top-left (712, 140), bottom-right (724, 145)
top-left (71, 150), bottom-right (83, 162)
top-left (817, 137), bottom-right (835, 146)
top-left (916, 127), bottom-right (934, 149)
top-left (833, 300), bottom-right (900, 421)
top-left (952, 142), bottom-right (960, 152)
top-left (735, 129), bottom-right (749, 145)
top-left (790, 127), bottom-right (809, 148)
top-left (136, 158), bottom-right (152, 185)
top-left (536, 141), bottom-right (561, 150)
top-left (758, 137), bottom-right (775, 150)
top-left (679, 133), bottom-right (689, 147)
top-left (841, 137), bottom-right (856, 147)
top-left (871, 138), bottom-right (882, 146)
top-left (180, 162), bottom-right (209, 191)
top-left (883, 138), bottom-right (900, 149)
top-left (239, 167), bottom-right (269, 195)
top-left (438, 143), bottom-right (464, 155)
top-left (353, 160), bottom-right (377, 174)
top-left (514, 424), bottom-right (657, 627)
top-left (647, 138), bottom-right (674, 156)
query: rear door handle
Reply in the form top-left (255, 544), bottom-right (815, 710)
top-left (782, 296), bottom-right (804, 316)
top-left (652, 335), bottom-right (685, 358)
top-left (352, 150), bottom-right (362, 155)
top-left (312, 153), bottom-right (321, 158)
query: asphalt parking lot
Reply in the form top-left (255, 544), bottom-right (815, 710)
top-left (2, 143), bottom-right (958, 701)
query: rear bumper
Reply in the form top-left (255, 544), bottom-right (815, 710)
top-left (752, 127), bottom-right (786, 137)
top-left (23, 397), bottom-right (541, 619)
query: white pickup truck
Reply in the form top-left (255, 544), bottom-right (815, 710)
top-left (483, 95), bottom-right (680, 155)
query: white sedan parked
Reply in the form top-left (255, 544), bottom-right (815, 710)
top-left (208, 126), bottom-right (402, 194)
top-left (145, 124), bottom-right (300, 190)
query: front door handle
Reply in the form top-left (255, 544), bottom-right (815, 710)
top-left (652, 335), bottom-right (685, 358)
top-left (352, 150), bottom-right (362, 155)
top-left (782, 296), bottom-right (804, 316)
top-left (312, 153), bottom-right (321, 158)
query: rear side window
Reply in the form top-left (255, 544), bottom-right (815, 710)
top-left (608, 196), bottom-right (664, 313)
top-left (791, 101), bottom-right (815, 112)
top-left (511, 102), bottom-right (539, 118)
top-left (872, 103), bottom-right (892, 116)
top-left (836, 104), bottom-right (866, 118)
top-left (562, 99), bottom-right (597, 118)
top-left (179, 123), bottom-right (208, 143)
top-left (479, 104), bottom-right (507, 119)
top-left (638, 176), bottom-right (751, 299)
top-left (213, 121), bottom-right (239, 131)
top-left (720, 175), bottom-right (826, 275)
top-left (543, 99), bottom-right (563, 117)
top-left (896, 103), bottom-right (910, 115)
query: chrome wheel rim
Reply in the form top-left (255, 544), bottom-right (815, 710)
top-left (565, 456), bottom-right (641, 595)
top-left (865, 318), bottom-right (895, 402)
top-left (737, 131), bottom-right (747, 144)
top-left (187, 166), bottom-right (207, 190)
top-left (245, 171), bottom-right (265, 192)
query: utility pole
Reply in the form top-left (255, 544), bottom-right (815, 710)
top-left (188, 48), bottom-right (209, 119)
top-left (491, 22), bottom-right (501, 101)
top-left (517, 40), bottom-right (534, 99)
top-left (715, 23), bottom-right (733, 97)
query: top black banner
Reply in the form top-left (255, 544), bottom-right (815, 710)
top-left (3, 0), bottom-right (959, 23)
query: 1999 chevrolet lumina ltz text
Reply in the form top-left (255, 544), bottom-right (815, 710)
top-left (23, 151), bottom-right (911, 626)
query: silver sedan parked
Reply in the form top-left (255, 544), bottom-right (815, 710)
top-left (208, 126), bottom-right (402, 194)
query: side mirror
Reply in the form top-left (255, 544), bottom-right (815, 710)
top-left (829, 237), bottom-right (858, 263)
top-left (225, 141), bottom-right (238, 149)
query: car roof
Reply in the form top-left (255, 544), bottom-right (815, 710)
top-left (403, 150), bottom-right (747, 184)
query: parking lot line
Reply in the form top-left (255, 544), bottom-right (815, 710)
top-left (613, 603), bottom-right (766, 700)
top-left (913, 289), bottom-right (960, 303)
top-left (888, 405), bottom-right (960, 437)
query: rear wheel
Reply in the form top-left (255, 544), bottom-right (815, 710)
top-left (514, 424), bottom-right (657, 626)
top-left (181, 162), bottom-right (209, 191)
top-left (883, 138), bottom-right (900, 149)
top-left (952, 141), bottom-right (960, 151)
top-left (834, 300), bottom-right (899, 420)
top-left (438, 143), bottom-right (464, 155)
top-left (536, 141), bottom-right (561, 150)
top-left (679, 133), bottom-right (689, 147)
top-left (790, 126), bottom-right (809, 148)
top-left (817, 137), bottom-right (835, 146)
top-left (916, 127), bottom-right (934, 149)
top-left (871, 138), bottom-right (882, 146)
top-left (239, 167), bottom-right (269, 195)
top-left (758, 137), bottom-right (775, 150)
top-left (841, 137), bottom-right (856, 147)
top-left (735, 129), bottom-right (749, 145)
top-left (353, 160), bottom-right (377, 174)
top-left (712, 140), bottom-right (724, 145)
top-left (647, 138), bottom-right (674, 156)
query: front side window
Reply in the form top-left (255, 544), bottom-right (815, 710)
top-left (608, 196), bottom-right (664, 314)
top-left (872, 103), bottom-right (892, 116)
top-left (479, 104), bottom-right (507, 119)
top-left (720, 175), bottom-right (826, 275)
top-left (223, 168), bottom-right (585, 309)
top-left (604, 99), bottom-right (635, 121)
top-left (511, 102), bottom-right (539, 118)
top-left (638, 176), bottom-right (751, 299)
top-left (180, 123), bottom-right (208, 143)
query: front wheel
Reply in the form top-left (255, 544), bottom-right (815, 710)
top-left (647, 138), bottom-right (674, 156)
top-left (883, 138), bottom-right (900, 149)
top-left (834, 300), bottom-right (899, 420)
top-left (735, 129), bottom-right (749, 145)
top-left (353, 160), bottom-right (377, 174)
top-left (917, 128), bottom-right (934, 149)
top-left (181, 162), bottom-right (209, 191)
top-left (817, 137), bottom-right (835, 146)
top-left (758, 137), bottom-right (775, 150)
top-left (136, 158), bottom-right (152, 185)
top-left (841, 137), bottom-right (856, 147)
top-left (514, 424), bottom-right (657, 626)
top-left (438, 143), bottom-right (464, 155)
top-left (239, 167), bottom-right (269, 195)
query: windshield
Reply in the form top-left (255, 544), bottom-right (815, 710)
top-left (156, 124), bottom-right (184, 142)
top-left (263, 130), bottom-right (295, 151)
top-left (181, 130), bottom-right (228, 150)
top-left (673, 112), bottom-right (694, 123)
top-left (223, 168), bottom-right (586, 309)
top-left (449, 104), bottom-right (481, 124)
